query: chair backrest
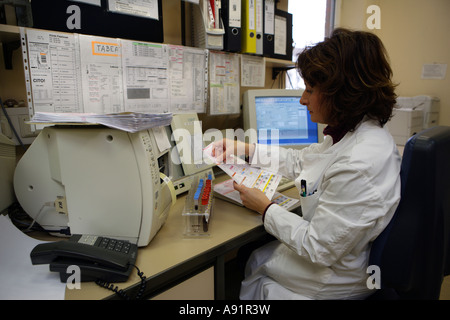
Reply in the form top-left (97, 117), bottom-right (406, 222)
top-left (369, 126), bottom-right (450, 299)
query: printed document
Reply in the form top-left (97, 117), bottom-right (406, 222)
top-left (79, 34), bottom-right (124, 114)
top-left (107, 0), bottom-right (159, 20)
top-left (24, 29), bottom-right (209, 116)
top-left (240, 55), bottom-right (265, 87)
top-left (121, 40), bottom-right (170, 113)
top-left (203, 143), bottom-right (282, 200)
top-left (209, 51), bottom-right (240, 115)
top-left (168, 45), bottom-right (208, 113)
top-left (26, 29), bottom-right (83, 113)
top-left (214, 179), bottom-right (299, 210)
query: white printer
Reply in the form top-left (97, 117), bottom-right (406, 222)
top-left (0, 133), bottom-right (16, 212)
top-left (387, 95), bottom-right (440, 145)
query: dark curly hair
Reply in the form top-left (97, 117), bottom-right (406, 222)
top-left (296, 28), bottom-right (397, 131)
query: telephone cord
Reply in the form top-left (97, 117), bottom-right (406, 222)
top-left (95, 264), bottom-right (147, 300)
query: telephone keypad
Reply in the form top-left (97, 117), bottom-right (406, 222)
top-left (77, 234), bottom-right (132, 254)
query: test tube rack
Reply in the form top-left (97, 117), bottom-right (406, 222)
top-left (182, 174), bottom-right (214, 237)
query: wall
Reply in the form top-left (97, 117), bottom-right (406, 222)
top-left (336, 0), bottom-right (450, 126)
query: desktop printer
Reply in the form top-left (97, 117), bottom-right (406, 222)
top-left (387, 95), bottom-right (440, 145)
top-left (0, 133), bottom-right (16, 212)
top-left (14, 126), bottom-right (175, 247)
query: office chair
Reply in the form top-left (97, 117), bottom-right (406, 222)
top-left (368, 125), bottom-right (450, 299)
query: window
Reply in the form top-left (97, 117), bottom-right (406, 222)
top-left (285, 0), bottom-right (335, 89)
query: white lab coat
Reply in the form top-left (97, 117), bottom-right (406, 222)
top-left (240, 118), bottom-right (401, 300)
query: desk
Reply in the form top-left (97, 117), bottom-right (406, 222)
top-left (64, 177), bottom-right (299, 300)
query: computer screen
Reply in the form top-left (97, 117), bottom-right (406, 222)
top-left (243, 89), bottom-right (324, 149)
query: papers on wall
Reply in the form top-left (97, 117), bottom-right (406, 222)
top-left (24, 29), bottom-right (208, 116)
top-left (240, 55), bottom-right (265, 87)
top-left (107, 0), bottom-right (159, 20)
top-left (79, 35), bottom-right (124, 114)
top-left (168, 45), bottom-right (208, 114)
top-left (121, 40), bottom-right (170, 113)
top-left (421, 63), bottom-right (447, 80)
top-left (209, 51), bottom-right (240, 115)
top-left (26, 29), bottom-right (83, 114)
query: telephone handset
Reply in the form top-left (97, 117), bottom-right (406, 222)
top-left (30, 234), bottom-right (138, 283)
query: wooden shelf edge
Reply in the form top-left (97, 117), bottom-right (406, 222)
top-left (0, 24), bottom-right (21, 43)
top-left (265, 57), bottom-right (295, 68)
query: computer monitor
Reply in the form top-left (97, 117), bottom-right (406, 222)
top-left (243, 89), bottom-right (325, 149)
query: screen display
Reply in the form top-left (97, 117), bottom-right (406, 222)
top-left (255, 96), bottom-right (318, 146)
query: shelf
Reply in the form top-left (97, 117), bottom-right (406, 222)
top-left (0, 24), bottom-right (21, 43)
top-left (0, 24), bottom-right (296, 67)
top-left (265, 57), bottom-right (295, 68)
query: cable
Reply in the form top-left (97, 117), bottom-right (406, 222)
top-left (287, 70), bottom-right (294, 89)
top-left (25, 201), bottom-right (54, 232)
top-left (7, 201), bottom-right (70, 235)
top-left (133, 265), bottom-right (147, 300)
top-left (95, 279), bottom-right (130, 300)
top-left (95, 264), bottom-right (147, 300)
top-left (0, 97), bottom-right (26, 151)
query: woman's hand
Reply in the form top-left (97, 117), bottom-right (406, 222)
top-left (211, 138), bottom-right (235, 163)
top-left (233, 182), bottom-right (272, 214)
top-left (212, 138), bottom-right (255, 164)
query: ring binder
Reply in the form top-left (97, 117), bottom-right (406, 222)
top-left (221, 0), bottom-right (242, 52)
top-left (271, 9), bottom-right (293, 61)
top-left (31, 0), bottom-right (164, 43)
top-left (262, 0), bottom-right (275, 57)
top-left (241, 0), bottom-right (256, 54)
top-left (255, 0), bottom-right (263, 55)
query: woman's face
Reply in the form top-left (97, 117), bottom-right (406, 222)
top-left (300, 84), bottom-right (328, 124)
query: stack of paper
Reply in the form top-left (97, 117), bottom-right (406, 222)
top-left (30, 112), bottom-right (173, 133)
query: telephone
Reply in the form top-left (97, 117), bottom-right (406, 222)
top-left (30, 234), bottom-right (138, 283)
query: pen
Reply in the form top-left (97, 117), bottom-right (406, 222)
top-left (301, 179), bottom-right (307, 197)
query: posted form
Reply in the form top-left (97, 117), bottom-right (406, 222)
top-left (26, 29), bottom-right (83, 113)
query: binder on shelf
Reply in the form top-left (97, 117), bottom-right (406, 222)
top-left (255, 0), bottom-right (263, 55)
top-left (241, 0), bottom-right (256, 54)
top-left (271, 9), bottom-right (293, 61)
top-left (192, 0), bottom-right (225, 50)
top-left (221, 0), bottom-right (241, 52)
top-left (262, 0), bottom-right (275, 57)
top-left (31, 0), bottom-right (164, 43)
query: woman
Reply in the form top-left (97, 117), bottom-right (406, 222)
top-left (213, 28), bottom-right (401, 299)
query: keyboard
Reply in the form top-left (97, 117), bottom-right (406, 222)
top-left (277, 177), bottom-right (295, 192)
